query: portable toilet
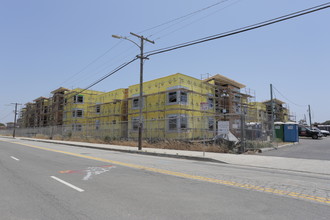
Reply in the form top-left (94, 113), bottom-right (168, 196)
top-left (274, 122), bottom-right (284, 142)
top-left (283, 122), bottom-right (299, 142)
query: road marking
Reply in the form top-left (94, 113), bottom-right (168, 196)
top-left (59, 165), bottom-right (114, 180)
top-left (50, 176), bottom-right (84, 192)
top-left (10, 156), bottom-right (20, 161)
top-left (83, 165), bottom-right (114, 181)
top-left (2, 139), bottom-right (330, 205)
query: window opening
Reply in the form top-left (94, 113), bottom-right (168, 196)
top-left (132, 118), bottom-right (139, 130)
top-left (168, 92), bottom-right (177, 103)
top-left (96, 105), bottom-right (101, 113)
top-left (74, 95), bottom-right (84, 103)
top-left (132, 98), bottom-right (139, 109)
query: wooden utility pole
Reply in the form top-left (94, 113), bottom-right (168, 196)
top-left (11, 103), bottom-right (22, 138)
top-left (130, 32), bottom-right (155, 151)
top-left (112, 33), bottom-right (154, 150)
top-left (308, 104), bottom-right (312, 129)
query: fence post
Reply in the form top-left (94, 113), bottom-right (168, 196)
top-left (240, 113), bottom-right (246, 153)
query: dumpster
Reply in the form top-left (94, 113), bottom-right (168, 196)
top-left (274, 122), bottom-right (284, 142)
top-left (284, 122), bottom-right (299, 142)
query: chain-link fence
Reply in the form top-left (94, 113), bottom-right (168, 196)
top-left (1, 115), bottom-right (277, 152)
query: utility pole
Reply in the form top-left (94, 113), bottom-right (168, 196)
top-left (11, 103), bottom-right (22, 138)
top-left (112, 32), bottom-right (154, 150)
top-left (270, 84), bottom-right (275, 142)
top-left (308, 104), bottom-right (312, 129)
top-left (131, 32), bottom-right (155, 151)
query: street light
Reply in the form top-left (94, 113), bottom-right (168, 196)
top-left (111, 35), bottom-right (121, 39)
top-left (112, 33), bottom-right (154, 150)
top-left (111, 35), bottom-right (140, 48)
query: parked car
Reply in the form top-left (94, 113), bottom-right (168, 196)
top-left (298, 126), bottom-right (322, 139)
top-left (313, 127), bottom-right (330, 137)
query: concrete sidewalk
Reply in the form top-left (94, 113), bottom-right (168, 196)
top-left (7, 137), bottom-right (330, 175)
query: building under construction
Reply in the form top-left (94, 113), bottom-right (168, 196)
top-left (18, 72), bottom-right (289, 141)
top-left (33, 97), bottom-right (49, 127)
top-left (20, 102), bottom-right (36, 128)
top-left (50, 87), bottom-right (70, 126)
top-left (203, 74), bottom-right (253, 132)
top-left (19, 87), bottom-right (71, 128)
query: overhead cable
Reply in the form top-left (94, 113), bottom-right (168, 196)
top-left (55, 41), bottom-right (123, 89)
top-left (58, 1), bottom-right (233, 90)
top-left (145, 2), bottom-right (330, 57)
top-left (153, 0), bottom-right (242, 41)
top-left (273, 86), bottom-right (306, 108)
top-left (138, 0), bottom-right (232, 35)
top-left (63, 2), bottom-right (330, 98)
top-left (67, 57), bottom-right (138, 98)
top-left (0, 111), bottom-right (13, 121)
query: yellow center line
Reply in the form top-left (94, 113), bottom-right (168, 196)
top-left (2, 139), bottom-right (330, 205)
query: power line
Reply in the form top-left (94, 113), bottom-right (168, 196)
top-left (55, 41), bottom-right (123, 89)
top-left (138, 0), bottom-right (232, 36)
top-left (67, 57), bottom-right (138, 98)
top-left (0, 111), bottom-right (13, 121)
top-left (273, 86), bottom-right (306, 108)
top-left (58, 1), bottom-right (245, 92)
top-left (83, 57), bottom-right (138, 92)
top-left (70, 2), bottom-right (330, 97)
top-left (145, 2), bottom-right (330, 57)
top-left (64, 44), bottom-right (139, 88)
top-left (59, 1), bottom-right (233, 90)
top-left (152, 0), bottom-right (242, 41)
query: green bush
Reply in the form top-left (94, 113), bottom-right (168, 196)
top-left (104, 136), bottom-right (111, 143)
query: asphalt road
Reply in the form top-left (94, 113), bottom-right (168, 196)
top-left (1, 137), bottom-right (330, 219)
top-left (262, 137), bottom-right (330, 160)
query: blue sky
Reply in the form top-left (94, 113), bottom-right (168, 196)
top-left (1, 0), bottom-right (329, 124)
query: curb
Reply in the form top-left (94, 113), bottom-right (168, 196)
top-left (18, 138), bottom-right (226, 164)
top-left (257, 147), bottom-right (276, 153)
top-left (3, 136), bottom-right (330, 176)
top-left (258, 142), bottom-right (299, 153)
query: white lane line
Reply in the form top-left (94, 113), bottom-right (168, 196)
top-left (50, 176), bottom-right (84, 192)
top-left (10, 156), bottom-right (20, 161)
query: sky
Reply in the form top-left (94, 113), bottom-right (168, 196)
top-left (1, 0), bottom-right (329, 124)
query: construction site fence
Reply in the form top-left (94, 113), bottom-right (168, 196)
top-left (0, 115), bottom-right (277, 151)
